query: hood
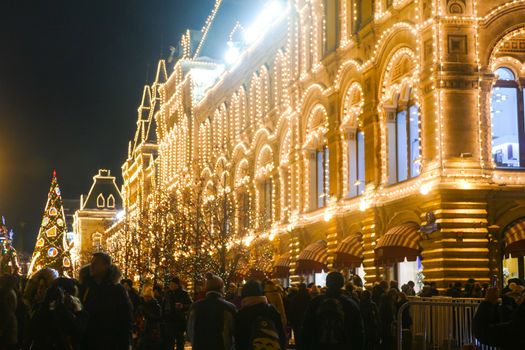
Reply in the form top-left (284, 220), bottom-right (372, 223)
top-left (79, 263), bottom-right (123, 286)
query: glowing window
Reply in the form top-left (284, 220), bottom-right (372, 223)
top-left (491, 67), bottom-right (523, 168)
top-left (348, 130), bottom-right (365, 197)
top-left (316, 146), bottom-right (330, 208)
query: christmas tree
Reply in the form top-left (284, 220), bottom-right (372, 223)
top-left (28, 170), bottom-right (74, 277)
top-left (0, 216), bottom-right (20, 275)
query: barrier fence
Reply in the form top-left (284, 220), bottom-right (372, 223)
top-left (396, 297), bottom-right (498, 350)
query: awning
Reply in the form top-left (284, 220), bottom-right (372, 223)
top-left (273, 252), bottom-right (291, 278)
top-left (296, 240), bottom-right (328, 274)
top-left (375, 223), bottom-right (421, 266)
top-left (333, 235), bottom-right (364, 268)
top-left (504, 219), bottom-right (525, 258)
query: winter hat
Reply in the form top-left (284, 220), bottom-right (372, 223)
top-left (242, 279), bottom-right (264, 298)
top-left (55, 277), bottom-right (77, 295)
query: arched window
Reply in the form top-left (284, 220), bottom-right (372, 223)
top-left (388, 89), bottom-right (420, 183)
top-left (316, 146), bottom-right (330, 208)
top-left (342, 83), bottom-right (365, 197)
top-left (107, 194), bottom-right (115, 208)
top-left (256, 146), bottom-right (274, 228)
top-left (491, 67), bottom-right (524, 168)
top-left (305, 105), bottom-right (330, 210)
top-left (92, 232), bottom-right (103, 251)
top-left (96, 193), bottom-right (105, 208)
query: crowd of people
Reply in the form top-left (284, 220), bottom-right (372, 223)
top-left (0, 251), bottom-right (524, 350)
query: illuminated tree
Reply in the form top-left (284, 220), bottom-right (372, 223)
top-left (28, 171), bottom-right (74, 277)
top-left (0, 217), bottom-right (20, 275)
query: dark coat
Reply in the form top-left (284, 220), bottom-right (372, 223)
top-left (474, 300), bottom-right (525, 349)
top-left (0, 275), bottom-right (18, 346)
top-left (235, 300), bottom-right (287, 350)
top-left (161, 287), bottom-right (192, 332)
top-left (288, 289), bottom-right (311, 327)
top-left (137, 298), bottom-right (162, 350)
top-left (359, 299), bottom-right (380, 348)
top-left (79, 264), bottom-right (133, 350)
top-left (187, 292), bottom-right (237, 350)
top-left (28, 294), bottom-right (88, 350)
top-left (301, 290), bottom-right (364, 350)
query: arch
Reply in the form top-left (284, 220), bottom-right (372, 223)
top-left (96, 193), bottom-right (105, 208)
top-left (298, 83), bottom-right (328, 115)
top-left (341, 82), bottom-right (364, 129)
top-left (255, 144), bottom-right (275, 178)
top-left (303, 104), bottom-right (328, 149)
top-left (385, 210), bottom-right (422, 232)
top-left (234, 159), bottom-right (250, 187)
top-left (334, 60), bottom-right (363, 90)
top-left (107, 194), bottom-right (115, 208)
top-left (251, 127), bottom-right (272, 152)
top-left (370, 23), bottom-right (419, 71)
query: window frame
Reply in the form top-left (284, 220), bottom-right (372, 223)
top-left (492, 67), bottom-right (525, 168)
top-left (316, 145), bottom-right (330, 208)
top-left (391, 91), bottom-right (420, 184)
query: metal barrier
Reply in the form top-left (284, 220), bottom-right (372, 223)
top-left (396, 297), bottom-right (499, 350)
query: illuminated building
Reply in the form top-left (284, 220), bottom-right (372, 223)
top-left (73, 170), bottom-right (122, 267)
top-left (108, 0), bottom-right (525, 288)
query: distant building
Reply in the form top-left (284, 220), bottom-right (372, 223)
top-left (73, 170), bottom-right (122, 268)
top-left (63, 199), bottom-right (80, 233)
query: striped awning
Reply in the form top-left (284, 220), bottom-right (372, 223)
top-left (375, 223), bottom-right (421, 266)
top-left (296, 240), bottom-right (328, 274)
top-left (504, 219), bottom-right (525, 258)
top-left (333, 234), bottom-right (364, 268)
top-left (273, 253), bottom-right (291, 278)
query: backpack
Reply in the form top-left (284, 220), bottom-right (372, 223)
top-left (249, 305), bottom-right (283, 350)
top-left (316, 297), bottom-right (346, 346)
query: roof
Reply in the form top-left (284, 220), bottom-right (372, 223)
top-left (81, 170), bottom-right (122, 211)
top-left (194, 0), bottom-right (266, 62)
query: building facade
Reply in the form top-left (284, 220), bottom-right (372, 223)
top-left (109, 0), bottom-right (525, 289)
top-left (73, 170), bottom-right (122, 267)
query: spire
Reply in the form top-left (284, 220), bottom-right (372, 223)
top-left (53, 169), bottom-right (57, 178)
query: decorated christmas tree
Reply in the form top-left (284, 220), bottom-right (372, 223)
top-left (28, 170), bottom-right (74, 277)
top-left (0, 216), bottom-right (20, 275)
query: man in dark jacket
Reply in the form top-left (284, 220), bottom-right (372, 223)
top-left (473, 286), bottom-right (525, 349)
top-left (301, 271), bottom-right (364, 350)
top-left (80, 252), bottom-right (133, 350)
top-left (161, 276), bottom-right (192, 350)
top-left (235, 279), bottom-right (287, 350)
top-left (187, 273), bottom-right (236, 350)
top-left (0, 274), bottom-right (18, 349)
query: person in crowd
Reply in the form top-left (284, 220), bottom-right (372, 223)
top-left (0, 274), bottom-right (18, 350)
top-left (419, 284), bottom-right (433, 298)
top-left (429, 282), bottom-right (439, 296)
top-left (137, 283), bottom-right (162, 350)
top-left (379, 288), bottom-right (398, 350)
top-left (345, 282), bottom-right (360, 304)
top-left (28, 277), bottom-right (87, 350)
top-left (288, 283), bottom-right (310, 349)
top-left (161, 276), bottom-right (192, 350)
top-left (236, 279), bottom-right (287, 350)
top-left (153, 284), bottom-right (163, 301)
top-left (309, 284), bottom-right (320, 298)
top-left (225, 283), bottom-right (242, 310)
top-left (397, 292), bottom-right (412, 350)
top-left (23, 267), bottom-right (58, 311)
top-left (359, 289), bottom-right (380, 350)
top-left (187, 273), bottom-right (236, 350)
top-left (446, 282), bottom-right (462, 297)
top-left (389, 280), bottom-right (399, 292)
top-left (371, 283), bottom-right (387, 306)
top-left (264, 280), bottom-right (288, 331)
top-left (122, 278), bottom-right (141, 313)
top-left (80, 252), bottom-right (133, 350)
top-left (301, 271), bottom-right (364, 350)
top-left (473, 286), bottom-right (525, 349)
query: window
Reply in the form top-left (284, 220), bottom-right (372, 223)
top-left (96, 193), bottom-right (105, 208)
top-left (107, 194), bottom-right (115, 208)
top-left (491, 67), bottom-right (524, 168)
top-left (316, 146), bottom-right (330, 208)
top-left (262, 178), bottom-right (273, 226)
top-left (238, 192), bottom-right (250, 233)
top-left (389, 92), bottom-right (420, 184)
top-left (92, 232), bottom-right (103, 252)
top-left (324, 0), bottom-right (339, 54)
top-left (348, 130), bottom-right (366, 197)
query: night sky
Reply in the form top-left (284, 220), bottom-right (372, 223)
top-left (0, 0), bottom-right (215, 252)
